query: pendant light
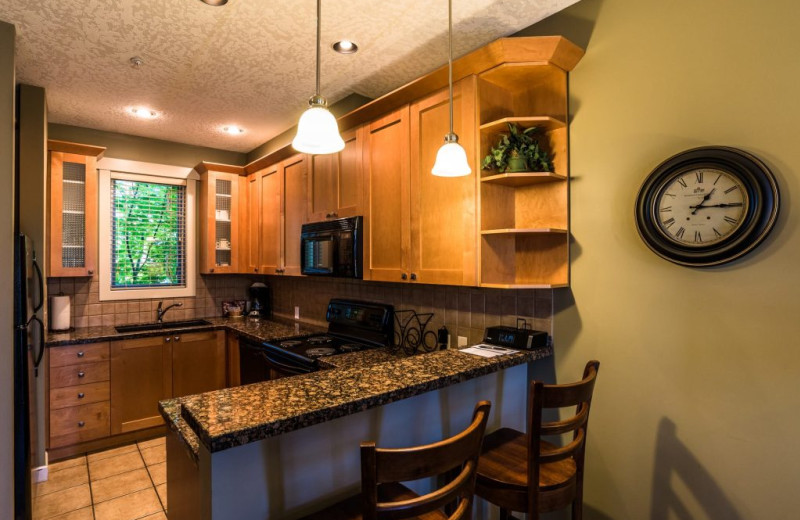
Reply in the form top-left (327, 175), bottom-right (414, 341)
top-left (431, 0), bottom-right (471, 177)
top-left (292, 0), bottom-right (345, 154)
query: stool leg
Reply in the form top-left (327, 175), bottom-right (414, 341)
top-left (572, 499), bottom-right (582, 520)
top-left (500, 508), bottom-right (511, 520)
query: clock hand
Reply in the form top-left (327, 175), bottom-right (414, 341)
top-left (690, 188), bottom-right (717, 214)
top-left (689, 202), bottom-right (744, 211)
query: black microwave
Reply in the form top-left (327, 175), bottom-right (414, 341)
top-left (300, 216), bottom-right (363, 278)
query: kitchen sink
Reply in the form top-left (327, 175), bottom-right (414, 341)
top-left (114, 319), bottom-right (212, 333)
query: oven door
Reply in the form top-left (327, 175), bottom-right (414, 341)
top-left (239, 341), bottom-right (316, 384)
top-left (301, 234), bottom-right (336, 275)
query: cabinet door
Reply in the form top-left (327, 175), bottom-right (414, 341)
top-left (259, 165), bottom-right (281, 274)
top-left (244, 172), bottom-right (261, 274)
top-left (110, 336), bottom-right (172, 434)
top-left (308, 127), bottom-right (363, 221)
top-left (281, 155), bottom-right (307, 276)
top-left (409, 78), bottom-right (478, 285)
top-left (200, 171), bottom-right (241, 274)
top-left (171, 330), bottom-right (226, 397)
top-left (363, 107), bottom-right (411, 282)
top-left (48, 152), bottom-right (98, 277)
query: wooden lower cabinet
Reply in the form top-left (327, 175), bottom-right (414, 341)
top-left (172, 330), bottom-right (227, 397)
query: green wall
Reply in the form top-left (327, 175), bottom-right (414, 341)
top-left (519, 0), bottom-right (800, 518)
top-left (0, 19), bottom-right (15, 520)
top-left (48, 123), bottom-right (247, 167)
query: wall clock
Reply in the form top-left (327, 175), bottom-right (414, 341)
top-left (635, 146), bottom-right (779, 267)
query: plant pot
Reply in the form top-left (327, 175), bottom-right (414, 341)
top-left (505, 156), bottom-right (528, 173)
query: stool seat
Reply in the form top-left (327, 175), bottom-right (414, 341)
top-left (301, 483), bottom-right (449, 520)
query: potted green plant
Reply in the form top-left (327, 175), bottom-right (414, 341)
top-left (482, 123), bottom-right (553, 173)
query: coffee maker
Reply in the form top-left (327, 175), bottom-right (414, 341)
top-left (248, 282), bottom-right (272, 318)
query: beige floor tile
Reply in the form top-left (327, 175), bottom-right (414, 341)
top-left (140, 512), bottom-right (167, 520)
top-left (33, 483), bottom-right (91, 519)
top-left (140, 444), bottom-right (166, 466)
top-left (48, 507), bottom-right (93, 520)
top-left (89, 451), bottom-right (144, 481)
top-left (87, 443), bottom-right (138, 464)
top-left (93, 487), bottom-right (162, 520)
top-left (47, 456), bottom-right (86, 473)
top-left (33, 464), bottom-right (88, 498)
top-left (147, 462), bottom-right (166, 486)
top-left (137, 436), bottom-right (166, 450)
top-left (155, 483), bottom-right (167, 510)
top-left (90, 468), bottom-right (152, 504)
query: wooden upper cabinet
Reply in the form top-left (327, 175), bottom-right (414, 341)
top-left (198, 165), bottom-right (244, 274)
top-left (308, 126), bottom-right (364, 221)
top-left (258, 164), bottom-right (281, 275)
top-left (243, 172), bottom-right (261, 274)
top-left (362, 106), bottom-right (411, 283)
top-left (281, 154), bottom-right (308, 276)
top-left (47, 141), bottom-right (105, 277)
top-left (409, 78), bottom-right (478, 286)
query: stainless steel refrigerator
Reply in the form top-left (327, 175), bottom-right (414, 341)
top-left (14, 233), bottom-right (45, 520)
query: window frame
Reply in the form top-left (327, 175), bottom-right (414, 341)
top-left (98, 167), bottom-right (196, 301)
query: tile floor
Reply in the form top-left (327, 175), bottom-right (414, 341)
top-left (32, 437), bottom-right (168, 520)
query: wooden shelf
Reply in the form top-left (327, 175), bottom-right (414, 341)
top-left (480, 172), bottom-right (566, 186)
top-left (480, 116), bottom-right (565, 133)
top-left (481, 228), bottom-right (567, 235)
top-left (480, 282), bottom-right (569, 289)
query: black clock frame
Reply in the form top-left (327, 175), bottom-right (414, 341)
top-left (635, 146), bottom-right (779, 267)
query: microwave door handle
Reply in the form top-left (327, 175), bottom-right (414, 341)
top-left (257, 351), bottom-right (311, 375)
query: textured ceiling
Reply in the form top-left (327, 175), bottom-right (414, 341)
top-left (1, 0), bottom-right (579, 153)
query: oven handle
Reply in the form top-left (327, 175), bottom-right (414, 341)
top-left (256, 350), bottom-right (313, 375)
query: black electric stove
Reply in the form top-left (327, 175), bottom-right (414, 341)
top-left (239, 299), bottom-right (394, 382)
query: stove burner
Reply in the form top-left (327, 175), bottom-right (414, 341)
top-left (279, 340), bottom-right (303, 348)
top-left (308, 336), bottom-right (333, 344)
top-left (340, 344), bottom-right (363, 353)
top-left (306, 347), bottom-right (336, 358)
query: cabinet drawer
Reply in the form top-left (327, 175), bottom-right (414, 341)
top-left (50, 361), bottom-right (109, 388)
top-left (49, 401), bottom-right (110, 448)
top-left (50, 343), bottom-right (109, 368)
top-left (50, 382), bottom-right (109, 410)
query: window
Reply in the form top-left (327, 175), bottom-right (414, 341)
top-left (99, 165), bottom-right (196, 301)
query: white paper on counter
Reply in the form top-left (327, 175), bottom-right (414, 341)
top-left (459, 344), bottom-right (518, 358)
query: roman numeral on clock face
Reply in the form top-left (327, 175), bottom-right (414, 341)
top-left (677, 178), bottom-right (688, 188)
top-left (695, 171), bottom-right (703, 183)
top-left (660, 206), bottom-right (672, 212)
top-left (675, 227), bottom-right (686, 239)
top-left (724, 185), bottom-right (740, 194)
top-left (724, 216), bottom-right (738, 225)
top-left (694, 231), bottom-right (702, 243)
top-left (662, 217), bottom-right (675, 229)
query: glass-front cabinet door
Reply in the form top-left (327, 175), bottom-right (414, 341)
top-left (198, 165), bottom-right (243, 273)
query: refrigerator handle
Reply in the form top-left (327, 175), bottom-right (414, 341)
top-left (32, 253), bottom-right (43, 313)
top-left (28, 315), bottom-right (45, 376)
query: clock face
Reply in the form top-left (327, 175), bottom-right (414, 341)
top-left (635, 147), bottom-right (780, 267)
top-left (655, 168), bottom-right (749, 247)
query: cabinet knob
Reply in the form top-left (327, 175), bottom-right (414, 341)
top-left (77, 421), bottom-right (85, 428)
top-left (174, 336), bottom-right (180, 342)
top-left (210, 268), bottom-right (215, 273)
top-left (401, 273), bottom-right (408, 280)
top-left (77, 392), bottom-right (85, 399)
top-left (254, 268), bottom-right (258, 273)
top-left (87, 270), bottom-right (94, 275)
top-left (165, 337), bottom-right (171, 343)
top-left (78, 371), bottom-right (85, 378)
top-left (410, 273), bottom-right (417, 281)
top-left (77, 351), bottom-right (85, 358)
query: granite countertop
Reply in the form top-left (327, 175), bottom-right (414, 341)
top-left (161, 344), bottom-right (551, 457)
top-left (45, 315), bottom-right (326, 347)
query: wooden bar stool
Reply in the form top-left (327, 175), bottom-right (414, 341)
top-left (301, 401), bottom-right (492, 520)
top-left (475, 360), bottom-right (600, 520)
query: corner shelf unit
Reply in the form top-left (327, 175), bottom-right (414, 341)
top-left (476, 60), bottom-right (576, 288)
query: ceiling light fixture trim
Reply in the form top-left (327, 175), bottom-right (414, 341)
top-left (292, 0), bottom-right (345, 155)
top-left (332, 40), bottom-right (359, 54)
top-left (128, 107), bottom-right (159, 119)
top-left (222, 125), bottom-right (245, 135)
top-left (199, 0), bottom-right (228, 6)
top-left (431, 0), bottom-right (471, 177)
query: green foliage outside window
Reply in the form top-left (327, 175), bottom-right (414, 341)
top-left (111, 179), bottom-right (186, 288)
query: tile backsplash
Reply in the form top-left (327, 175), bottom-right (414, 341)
top-left (47, 274), bottom-right (554, 345)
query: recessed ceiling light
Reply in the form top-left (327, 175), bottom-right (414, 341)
top-left (128, 107), bottom-right (158, 119)
top-left (222, 125), bottom-right (245, 135)
top-left (332, 40), bottom-right (359, 54)
top-left (199, 0), bottom-right (228, 5)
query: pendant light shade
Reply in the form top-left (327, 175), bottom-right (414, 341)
top-left (292, 0), bottom-right (344, 155)
top-left (431, 0), bottom-right (471, 177)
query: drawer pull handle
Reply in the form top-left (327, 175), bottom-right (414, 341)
top-left (77, 351), bottom-right (85, 358)
top-left (78, 371), bottom-right (85, 378)
top-left (78, 392), bottom-right (85, 399)
top-left (174, 336), bottom-right (180, 342)
top-left (78, 421), bottom-right (85, 428)
top-left (165, 337), bottom-right (171, 343)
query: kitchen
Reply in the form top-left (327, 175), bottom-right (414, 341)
top-left (3, 0), bottom-right (799, 519)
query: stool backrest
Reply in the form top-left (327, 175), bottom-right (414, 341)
top-left (360, 401), bottom-right (492, 520)
top-left (528, 360), bottom-right (600, 513)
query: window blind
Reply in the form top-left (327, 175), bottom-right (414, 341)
top-left (110, 179), bottom-right (186, 288)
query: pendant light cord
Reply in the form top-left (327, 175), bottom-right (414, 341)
top-left (448, 0), bottom-right (454, 135)
top-left (316, 0), bottom-right (321, 97)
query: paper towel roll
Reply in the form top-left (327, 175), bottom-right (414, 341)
top-left (50, 295), bottom-right (71, 331)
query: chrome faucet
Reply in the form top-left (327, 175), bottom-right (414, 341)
top-left (156, 301), bottom-right (183, 323)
